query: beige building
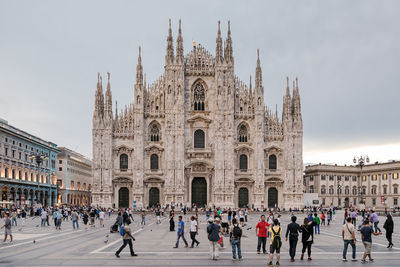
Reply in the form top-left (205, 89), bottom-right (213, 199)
top-left (56, 147), bottom-right (92, 206)
top-left (92, 20), bottom-right (304, 209)
top-left (304, 161), bottom-right (400, 209)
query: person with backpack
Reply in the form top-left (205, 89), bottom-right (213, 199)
top-left (342, 217), bottom-right (357, 262)
top-left (255, 214), bottom-right (269, 254)
top-left (173, 216), bottom-right (188, 248)
top-left (313, 213), bottom-right (320, 234)
top-left (207, 218), bottom-right (220, 260)
top-left (300, 217), bottom-right (315, 261)
top-left (286, 215), bottom-right (301, 262)
top-left (231, 218), bottom-right (242, 260)
top-left (115, 219), bottom-right (138, 258)
top-left (267, 219), bottom-right (282, 266)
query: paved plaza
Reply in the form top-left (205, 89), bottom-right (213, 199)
top-left (1, 210), bottom-right (400, 266)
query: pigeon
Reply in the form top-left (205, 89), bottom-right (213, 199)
top-left (105, 235), bottom-right (109, 238)
top-left (33, 240), bottom-right (36, 244)
top-left (18, 228), bottom-right (22, 232)
top-left (36, 225), bottom-right (39, 227)
top-left (246, 227), bottom-right (252, 231)
top-left (104, 240), bottom-right (108, 244)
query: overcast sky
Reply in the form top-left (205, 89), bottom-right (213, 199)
top-left (1, 0), bottom-right (399, 165)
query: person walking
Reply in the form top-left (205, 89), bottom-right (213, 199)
top-left (350, 209), bottom-right (358, 226)
top-left (207, 218), bottom-right (220, 260)
top-left (286, 215), bottom-right (301, 262)
top-left (71, 210), bottom-right (79, 230)
top-left (255, 215), bottom-right (269, 254)
top-left (231, 218), bottom-right (242, 260)
top-left (320, 212), bottom-right (326, 226)
top-left (313, 213), bottom-right (320, 234)
top-left (360, 219), bottom-right (382, 263)
top-left (41, 210), bottom-right (48, 227)
top-left (52, 209), bottom-right (58, 227)
top-left (1, 213), bottom-right (13, 243)
top-left (56, 209), bottom-right (63, 230)
top-left (169, 212), bottom-right (175, 232)
top-left (369, 210), bottom-right (381, 233)
top-left (342, 217), bottom-right (357, 262)
top-left (300, 217), bottom-right (315, 261)
top-left (173, 216), bottom-right (188, 248)
top-left (189, 216), bottom-right (200, 248)
top-left (99, 209), bottom-right (105, 227)
top-left (383, 214), bottom-right (394, 248)
top-left (141, 210), bottom-right (146, 225)
top-left (82, 211), bottom-right (89, 230)
top-left (21, 209), bottom-right (26, 226)
top-left (115, 219), bottom-right (138, 257)
top-left (11, 210), bottom-right (17, 226)
top-left (267, 219), bottom-right (282, 266)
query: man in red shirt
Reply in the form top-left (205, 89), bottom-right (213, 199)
top-left (255, 215), bottom-right (269, 254)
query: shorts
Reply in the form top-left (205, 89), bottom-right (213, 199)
top-left (240, 218), bottom-right (244, 222)
top-left (228, 216), bottom-right (231, 221)
top-left (363, 241), bottom-right (372, 254)
top-left (221, 222), bottom-right (229, 228)
top-left (5, 228), bottom-right (12, 235)
top-left (270, 244), bottom-right (280, 254)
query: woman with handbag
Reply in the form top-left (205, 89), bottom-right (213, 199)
top-left (300, 217), bottom-right (315, 261)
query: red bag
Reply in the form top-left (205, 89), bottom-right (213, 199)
top-left (218, 236), bottom-right (223, 246)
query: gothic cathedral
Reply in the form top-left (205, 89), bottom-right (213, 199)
top-left (92, 20), bottom-right (303, 210)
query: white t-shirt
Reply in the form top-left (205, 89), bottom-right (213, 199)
top-left (190, 220), bottom-right (198, 232)
top-left (99, 211), bottom-right (105, 219)
top-left (221, 213), bottom-right (228, 223)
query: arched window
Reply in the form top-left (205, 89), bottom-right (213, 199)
top-left (371, 186), bottom-right (377, 195)
top-left (149, 123), bottom-right (160, 141)
top-left (120, 154), bottom-right (128, 170)
top-left (329, 186), bottom-right (334, 195)
top-left (352, 186), bottom-right (357, 195)
top-left (193, 83), bottom-right (205, 111)
top-left (345, 186), bottom-right (350, 195)
top-left (239, 154), bottom-right (248, 170)
top-left (150, 154), bottom-right (159, 170)
top-left (194, 129), bottom-right (205, 148)
top-left (321, 186), bottom-right (326, 195)
top-left (269, 155), bottom-right (277, 170)
top-left (238, 124), bottom-right (248, 142)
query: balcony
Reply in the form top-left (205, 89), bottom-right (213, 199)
top-left (235, 168), bottom-right (253, 176)
top-left (114, 168), bottom-right (133, 176)
top-left (145, 169), bottom-right (163, 176)
top-left (186, 148), bottom-right (213, 159)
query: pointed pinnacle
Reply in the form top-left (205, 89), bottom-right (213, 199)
top-left (218, 20), bottom-right (221, 35)
top-left (228, 20), bottom-right (231, 35)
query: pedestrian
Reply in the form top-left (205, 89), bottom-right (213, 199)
top-left (327, 211), bottom-right (331, 226)
top-left (189, 216), bottom-right (200, 248)
top-left (342, 217), bottom-right (357, 262)
top-left (300, 217), bottom-right (315, 261)
top-left (369, 210), bottom-right (381, 233)
top-left (285, 215), bottom-right (301, 262)
top-left (350, 209), bottom-right (358, 226)
top-left (141, 210), bottom-right (146, 225)
top-left (1, 213), bottom-right (13, 243)
top-left (332, 209), bottom-right (336, 221)
top-left (228, 209), bottom-right (232, 226)
top-left (21, 209), bottom-right (26, 226)
top-left (82, 211), bottom-right (89, 230)
top-left (11, 210), bottom-right (17, 226)
top-left (115, 219), bottom-right (138, 257)
top-left (99, 209), bottom-right (105, 227)
top-left (89, 209), bottom-right (96, 226)
top-left (71, 210), bottom-right (79, 230)
top-left (267, 219), bottom-right (282, 266)
top-left (238, 209), bottom-right (244, 227)
top-left (383, 214), bottom-right (394, 248)
top-left (173, 216), bottom-right (188, 248)
top-left (321, 212), bottom-right (326, 226)
top-left (313, 213), bottom-right (320, 234)
top-left (52, 209), bottom-right (58, 227)
top-left (117, 212), bottom-right (123, 229)
top-left (41, 210), bottom-right (47, 227)
top-left (255, 214), bottom-right (269, 254)
top-left (156, 209), bottom-right (161, 224)
top-left (221, 211), bottom-right (229, 234)
top-left (169, 211), bottom-right (175, 231)
top-left (207, 218), bottom-right (220, 260)
top-left (360, 219), bottom-right (382, 263)
top-left (56, 209), bottom-right (63, 230)
top-left (231, 218), bottom-right (242, 261)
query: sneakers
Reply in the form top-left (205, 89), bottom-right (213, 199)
top-left (290, 259), bottom-right (295, 262)
top-left (308, 257), bottom-right (312, 261)
top-left (268, 261), bottom-right (273, 266)
top-left (115, 253), bottom-right (120, 258)
top-left (257, 251), bottom-right (261, 254)
top-left (276, 261), bottom-right (280, 266)
top-left (361, 259), bottom-right (367, 264)
top-left (300, 254), bottom-right (304, 260)
top-left (196, 242), bottom-right (200, 247)
top-left (131, 253), bottom-right (138, 257)
top-left (232, 257), bottom-right (237, 261)
top-left (352, 259), bottom-right (358, 262)
top-left (342, 258), bottom-right (347, 262)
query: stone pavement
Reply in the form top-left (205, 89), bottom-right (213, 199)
top-left (1, 211), bottom-right (400, 266)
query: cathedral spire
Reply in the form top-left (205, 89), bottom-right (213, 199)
top-left (224, 20), bottom-right (233, 63)
top-left (115, 100), bottom-right (118, 121)
top-left (255, 49), bottom-right (262, 90)
top-left (216, 20), bottom-right (223, 63)
top-left (176, 19), bottom-right (184, 63)
top-left (283, 76), bottom-right (292, 118)
top-left (105, 72), bottom-right (112, 118)
top-left (165, 19), bottom-right (174, 65)
top-left (292, 77), bottom-right (301, 116)
top-left (136, 46), bottom-right (143, 86)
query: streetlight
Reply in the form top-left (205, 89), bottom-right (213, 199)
top-left (29, 152), bottom-right (48, 206)
top-left (337, 180), bottom-right (343, 208)
top-left (353, 155), bottom-right (369, 206)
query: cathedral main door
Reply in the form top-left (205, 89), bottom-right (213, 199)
top-left (268, 187), bottom-right (278, 208)
top-left (238, 187), bottom-right (249, 208)
top-left (118, 187), bottom-right (129, 208)
top-left (192, 177), bottom-right (207, 207)
top-left (149, 187), bottom-right (160, 208)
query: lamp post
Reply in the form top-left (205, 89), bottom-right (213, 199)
top-left (353, 155), bottom-right (369, 207)
top-left (337, 180), bottom-right (343, 208)
top-left (29, 152), bottom-right (48, 206)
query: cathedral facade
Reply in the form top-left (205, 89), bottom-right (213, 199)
top-left (92, 20), bottom-right (303, 210)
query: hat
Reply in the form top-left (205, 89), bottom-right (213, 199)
top-left (208, 218), bottom-right (214, 223)
top-left (214, 217), bottom-right (221, 222)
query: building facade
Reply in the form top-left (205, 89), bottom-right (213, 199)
top-left (92, 20), bottom-right (304, 209)
top-left (0, 118), bottom-right (59, 207)
top-left (304, 161), bottom-right (400, 209)
top-left (56, 147), bottom-right (92, 206)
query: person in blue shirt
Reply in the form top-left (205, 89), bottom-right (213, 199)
top-left (173, 216), bottom-right (188, 248)
top-left (360, 219), bottom-right (381, 263)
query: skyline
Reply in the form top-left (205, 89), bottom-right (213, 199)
top-left (1, 0), bottom-right (399, 165)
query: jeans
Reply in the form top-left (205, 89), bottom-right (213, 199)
top-left (190, 231), bottom-right (199, 247)
top-left (12, 218), bottom-right (17, 226)
top-left (116, 239), bottom-right (135, 256)
top-left (343, 239), bottom-right (356, 259)
top-left (231, 238), bottom-right (242, 259)
top-left (373, 222), bottom-right (381, 233)
top-left (257, 236), bottom-right (267, 252)
top-left (141, 218), bottom-right (145, 225)
top-left (386, 231), bottom-right (393, 245)
top-left (41, 218), bottom-right (46, 226)
top-left (209, 241), bottom-right (219, 259)
top-left (314, 224), bottom-right (320, 234)
top-left (289, 236), bottom-right (298, 260)
top-left (72, 220), bottom-right (79, 229)
top-left (352, 218), bottom-right (356, 226)
top-left (175, 232), bottom-right (188, 247)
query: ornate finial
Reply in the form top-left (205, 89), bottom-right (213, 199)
top-left (286, 77), bottom-right (289, 87)
top-left (296, 77), bottom-right (298, 88)
top-left (257, 49), bottom-right (260, 60)
top-left (169, 18), bottom-right (171, 28)
top-left (97, 72), bottom-right (100, 82)
top-left (193, 40), bottom-right (196, 47)
top-left (179, 19), bottom-right (181, 31)
top-left (218, 20), bottom-right (221, 34)
top-left (249, 75), bottom-right (252, 90)
top-left (228, 20), bottom-right (231, 34)
top-left (107, 72), bottom-right (110, 82)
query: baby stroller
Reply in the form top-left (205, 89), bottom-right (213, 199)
top-left (110, 221), bottom-right (119, 233)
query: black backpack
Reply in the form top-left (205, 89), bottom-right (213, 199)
top-left (271, 227), bottom-right (282, 249)
top-left (232, 225), bottom-right (242, 238)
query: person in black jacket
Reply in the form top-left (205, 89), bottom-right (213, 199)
top-left (300, 217), bottom-right (315, 261)
top-left (286, 216), bottom-right (301, 262)
top-left (383, 214), bottom-right (394, 248)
